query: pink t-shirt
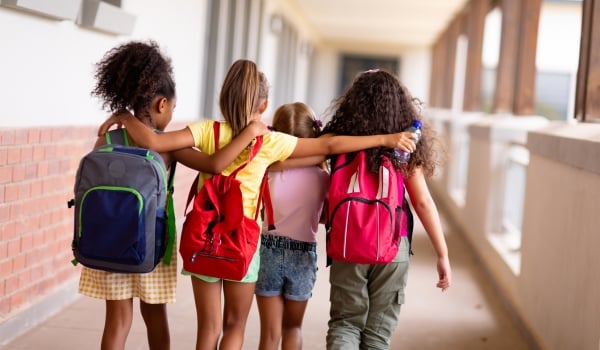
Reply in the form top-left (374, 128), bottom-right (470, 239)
top-left (264, 166), bottom-right (329, 243)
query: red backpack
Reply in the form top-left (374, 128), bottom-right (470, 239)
top-left (326, 151), bottom-right (409, 264)
top-left (179, 122), bottom-right (267, 280)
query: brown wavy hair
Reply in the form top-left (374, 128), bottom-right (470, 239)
top-left (272, 102), bottom-right (320, 138)
top-left (91, 40), bottom-right (175, 127)
top-left (322, 69), bottom-right (440, 177)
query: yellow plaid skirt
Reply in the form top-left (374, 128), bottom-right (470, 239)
top-left (78, 243), bottom-right (177, 304)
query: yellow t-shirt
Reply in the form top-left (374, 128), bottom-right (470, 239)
top-left (187, 120), bottom-right (297, 222)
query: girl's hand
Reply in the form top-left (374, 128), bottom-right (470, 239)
top-left (247, 120), bottom-right (270, 137)
top-left (97, 110), bottom-right (133, 136)
top-left (436, 256), bottom-right (452, 292)
top-left (386, 132), bottom-right (419, 152)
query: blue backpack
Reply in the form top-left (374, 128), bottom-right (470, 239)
top-left (68, 129), bottom-right (176, 273)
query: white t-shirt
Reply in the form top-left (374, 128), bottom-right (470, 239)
top-left (264, 166), bottom-right (329, 243)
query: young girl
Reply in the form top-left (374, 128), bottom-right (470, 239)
top-left (322, 69), bottom-right (452, 350)
top-left (83, 41), bottom-right (267, 350)
top-left (98, 59), bottom-right (417, 350)
top-left (255, 102), bottom-right (328, 350)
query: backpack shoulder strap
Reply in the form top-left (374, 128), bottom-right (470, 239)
top-left (258, 173), bottom-right (275, 227)
top-left (105, 129), bottom-right (130, 146)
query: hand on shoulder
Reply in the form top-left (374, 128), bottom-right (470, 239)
top-left (97, 110), bottom-right (133, 136)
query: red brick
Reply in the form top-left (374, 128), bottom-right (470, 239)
top-left (45, 144), bottom-right (57, 158)
top-left (0, 185), bottom-right (4, 201)
top-left (51, 128), bottom-right (65, 142)
top-left (5, 275), bottom-right (18, 294)
top-left (30, 179), bottom-right (42, 196)
top-left (14, 130), bottom-right (27, 144)
top-left (48, 161), bottom-right (59, 175)
top-left (21, 215), bottom-right (40, 232)
top-left (30, 265), bottom-right (43, 280)
top-left (21, 233), bottom-right (33, 251)
top-left (16, 220), bottom-right (30, 236)
top-left (0, 242), bottom-right (6, 259)
top-left (7, 238), bottom-right (20, 256)
top-left (18, 268), bottom-right (32, 286)
top-left (0, 205), bottom-right (7, 222)
top-left (9, 202), bottom-right (21, 220)
top-left (0, 259), bottom-right (11, 276)
top-left (1, 130), bottom-right (15, 145)
top-left (0, 149), bottom-right (7, 166)
top-left (42, 178), bottom-right (54, 193)
top-left (0, 297), bottom-right (10, 316)
top-left (12, 164), bottom-right (25, 181)
top-left (1, 222), bottom-right (16, 240)
top-left (37, 161), bottom-right (49, 177)
top-left (32, 146), bottom-right (44, 161)
top-left (10, 289), bottom-right (26, 311)
top-left (59, 159), bottom-right (70, 172)
top-left (20, 146), bottom-right (33, 163)
top-left (50, 209), bottom-right (63, 223)
top-left (4, 183), bottom-right (18, 202)
top-left (28, 129), bottom-right (41, 144)
top-left (12, 254), bottom-right (26, 271)
top-left (18, 182), bottom-right (31, 199)
top-left (40, 129), bottom-right (53, 143)
top-left (7, 148), bottom-right (20, 165)
top-left (32, 231), bottom-right (44, 246)
top-left (25, 164), bottom-right (36, 180)
top-left (0, 165), bottom-right (12, 184)
top-left (40, 212), bottom-right (52, 226)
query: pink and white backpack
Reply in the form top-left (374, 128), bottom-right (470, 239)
top-left (326, 151), bottom-right (409, 264)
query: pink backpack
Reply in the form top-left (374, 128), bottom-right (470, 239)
top-left (326, 151), bottom-right (406, 264)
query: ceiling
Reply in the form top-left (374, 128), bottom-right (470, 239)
top-left (288, 0), bottom-right (470, 50)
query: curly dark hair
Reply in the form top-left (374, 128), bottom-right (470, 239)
top-left (91, 40), bottom-right (176, 123)
top-left (322, 69), bottom-right (440, 177)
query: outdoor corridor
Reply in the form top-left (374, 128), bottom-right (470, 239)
top-left (3, 208), bottom-right (534, 350)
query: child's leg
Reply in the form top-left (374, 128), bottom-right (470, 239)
top-left (326, 262), bottom-right (369, 350)
top-left (191, 276), bottom-right (223, 350)
top-left (101, 299), bottom-right (133, 350)
top-left (220, 280), bottom-right (256, 350)
top-left (139, 301), bottom-right (170, 350)
top-left (256, 295), bottom-right (284, 350)
top-left (362, 237), bottom-right (411, 349)
top-left (279, 247), bottom-right (316, 350)
top-left (281, 299), bottom-right (308, 350)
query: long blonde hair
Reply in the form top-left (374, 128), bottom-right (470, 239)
top-left (219, 59), bottom-right (269, 137)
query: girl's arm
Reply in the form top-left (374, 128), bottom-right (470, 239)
top-left (169, 121), bottom-right (268, 173)
top-left (171, 146), bottom-right (246, 174)
top-left (268, 156), bottom-right (325, 171)
top-left (405, 167), bottom-right (451, 291)
top-left (97, 112), bottom-right (269, 173)
top-left (99, 112), bottom-right (195, 151)
top-left (289, 132), bottom-right (418, 158)
top-left (271, 132), bottom-right (418, 169)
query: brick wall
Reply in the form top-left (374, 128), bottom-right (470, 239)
top-left (0, 123), bottom-right (197, 321)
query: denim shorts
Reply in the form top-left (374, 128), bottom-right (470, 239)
top-left (255, 234), bottom-right (317, 301)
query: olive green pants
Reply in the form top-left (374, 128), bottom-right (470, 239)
top-left (326, 237), bottom-right (411, 350)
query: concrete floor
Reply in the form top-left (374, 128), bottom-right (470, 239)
top-left (2, 215), bottom-right (534, 349)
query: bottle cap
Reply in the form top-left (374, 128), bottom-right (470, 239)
top-left (413, 120), bottom-right (422, 129)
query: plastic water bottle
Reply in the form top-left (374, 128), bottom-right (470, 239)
top-left (393, 120), bottom-right (422, 163)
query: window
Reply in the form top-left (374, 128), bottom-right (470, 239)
top-left (339, 55), bottom-right (399, 95)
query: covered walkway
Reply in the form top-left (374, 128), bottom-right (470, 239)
top-left (3, 213), bottom-right (533, 350)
